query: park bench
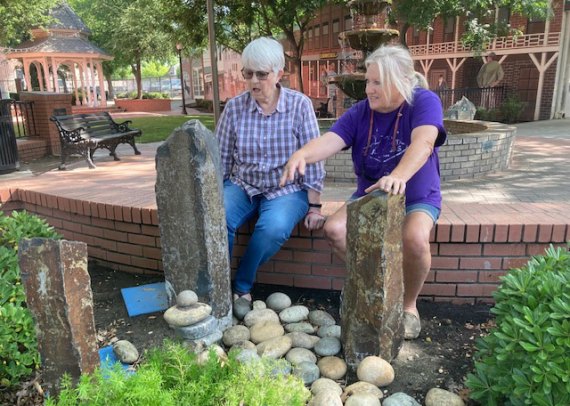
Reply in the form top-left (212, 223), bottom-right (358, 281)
top-left (50, 112), bottom-right (142, 169)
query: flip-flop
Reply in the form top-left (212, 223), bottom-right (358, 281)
top-left (403, 311), bottom-right (421, 340)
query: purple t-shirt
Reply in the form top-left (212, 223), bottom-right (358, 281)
top-left (330, 88), bottom-right (447, 209)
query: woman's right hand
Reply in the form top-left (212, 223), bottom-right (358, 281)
top-left (279, 152), bottom-right (306, 187)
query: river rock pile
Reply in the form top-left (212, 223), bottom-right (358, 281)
top-left (160, 290), bottom-right (464, 406)
top-left (163, 289), bottom-right (223, 347)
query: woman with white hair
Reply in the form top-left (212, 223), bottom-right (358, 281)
top-left (280, 44), bottom-right (447, 339)
top-left (216, 37), bottom-right (326, 303)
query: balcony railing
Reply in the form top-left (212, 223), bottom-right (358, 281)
top-left (409, 32), bottom-right (561, 56)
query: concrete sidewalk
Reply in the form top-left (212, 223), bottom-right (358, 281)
top-left (2, 118), bottom-right (569, 208)
top-left (323, 118), bottom-right (570, 204)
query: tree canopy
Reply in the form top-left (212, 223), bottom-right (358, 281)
top-left (0, 0), bottom-right (58, 46)
top-left (392, 0), bottom-right (552, 51)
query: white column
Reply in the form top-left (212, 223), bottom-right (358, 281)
top-left (22, 59), bottom-right (32, 91)
top-left (52, 58), bottom-right (61, 93)
top-left (96, 62), bottom-right (107, 107)
top-left (42, 57), bottom-right (51, 91)
top-left (72, 62), bottom-right (80, 106)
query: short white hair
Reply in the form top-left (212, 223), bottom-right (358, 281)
top-left (241, 37), bottom-right (285, 74)
top-left (365, 45), bottom-right (425, 105)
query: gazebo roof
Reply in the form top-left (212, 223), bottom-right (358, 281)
top-left (5, 2), bottom-right (112, 61)
top-left (47, 2), bottom-right (91, 34)
top-left (9, 36), bottom-right (112, 59)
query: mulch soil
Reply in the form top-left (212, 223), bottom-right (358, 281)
top-left (3, 263), bottom-right (494, 405)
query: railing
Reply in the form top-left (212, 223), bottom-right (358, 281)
top-left (434, 86), bottom-right (507, 111)
top-left (409, 32), bottom-right (561, 57)
top-left (4, 99), bottom-right (38, 138)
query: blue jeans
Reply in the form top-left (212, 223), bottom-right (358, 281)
top-left (224, 180), bottom-right (308, 294)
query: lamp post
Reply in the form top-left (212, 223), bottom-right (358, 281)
top-left (176, 43), bottom-right (188, 115)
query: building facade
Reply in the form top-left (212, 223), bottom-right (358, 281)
top-left (200, 0), bottom-right (569, 121)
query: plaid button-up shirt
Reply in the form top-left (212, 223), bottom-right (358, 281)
top-left (216, 86), bottom-right (325, 199)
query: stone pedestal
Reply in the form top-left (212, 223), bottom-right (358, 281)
top-left (341, 191), bottom-right (405, 374)
top-left (19, 238), bottom-right (99, 394)
top-left (155, 119), bottom-right (232, 330)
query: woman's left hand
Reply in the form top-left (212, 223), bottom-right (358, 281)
top-left (304, 210), bottom-right (326, 230)
top-left (365, 174), bottom-right (406, 195)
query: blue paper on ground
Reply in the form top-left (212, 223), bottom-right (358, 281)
top-left (98, 346), bottom-right (132, 373)
top-left (120, 282), bottom-right (169, 317)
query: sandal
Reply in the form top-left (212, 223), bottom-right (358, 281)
top-left (403, 311), bottom-right (421, 340)
top-left (232, 292), bottom-right (252, 302)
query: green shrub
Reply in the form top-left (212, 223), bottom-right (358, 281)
top-left (466, 245), bottom-right (570, 406)
top-left (142, 91), bottom-right (168, 100)
top-left (47, 341), bottom-right (310, 405)
top-left (475, 107), bottom-right (499, 121)
top-left (0, 211), bottom-right (61, 388)
top-left (499, 95), bottom-right (526, 124)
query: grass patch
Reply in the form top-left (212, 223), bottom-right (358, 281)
top-left (127, 115), bottom-right (216, 143)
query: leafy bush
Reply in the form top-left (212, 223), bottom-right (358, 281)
top-left (466, 245), bottom-right (570, 406)
top-left (142, 91), bottom-right (169, 100)
top-left (0, 211), bottom-right (61, 388)
top-left (47, 341), bottom-right (310, 405)
top-left (475, 107), bottom-right (499, 122)
top-left (499, 95), bottom-right (526, 124)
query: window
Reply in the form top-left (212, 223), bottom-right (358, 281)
top-left (444, 16), bottom-right (455, 42)
top-left (322, 23), bottom-right (329, 48)
top-left (344, 15), bottom-right (352, 31)
top-left (412, 26), bottom-right (420, 45)
top-left (333, 19), bottom-right (339, 34)
top-left (527, 15), bottom-right (545, 35)
top-left (497, 7), bottom-right (510, 24)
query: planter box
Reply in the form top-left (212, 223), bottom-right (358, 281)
top-left (114, 98), bottom-right (172, 112)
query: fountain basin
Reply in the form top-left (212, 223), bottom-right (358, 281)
top-left (331, 73), bottom-right (366, 100)
top-left (322, 120), bottom-right (516, 182)
top-left (342, 29), bottom-right (400, 53)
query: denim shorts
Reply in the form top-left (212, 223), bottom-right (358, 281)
top-left (349, 194), bottom-right (440, 224)
top-left (406, 203), bottom-right (441, 224)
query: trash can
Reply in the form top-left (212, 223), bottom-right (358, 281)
top-left (0, 100), bottom-right (20, 173)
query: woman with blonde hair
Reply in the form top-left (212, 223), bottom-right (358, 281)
top-left (280, 44), bottom-right (447, 339)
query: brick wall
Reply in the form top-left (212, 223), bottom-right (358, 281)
top-left (17, 138), bottom-right (49, 162)
top-left (19, 92), bottom-right (73, 156)
top-left (2, 187), bottom-right (567, 304)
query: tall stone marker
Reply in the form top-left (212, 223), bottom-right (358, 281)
top-left (341, 191), bottom-right (405, 374)
top-left (155, 120), bottom-right (232, 330)
top-left (19, 238), bottom-right (99, 394)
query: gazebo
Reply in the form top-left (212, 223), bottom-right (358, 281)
top-left (5, 2), bottom-right (112, 108)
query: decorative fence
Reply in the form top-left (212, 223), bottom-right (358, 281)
top-left (434, 86), bottom-right (507, 111)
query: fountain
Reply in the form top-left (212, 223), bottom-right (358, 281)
top-left (332, 0), bottom-right (399, 100)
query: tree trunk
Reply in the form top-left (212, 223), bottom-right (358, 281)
top-left (106, 76), bottom-right (114, 100)
top-left (399, 22), bottom-right (410, 48)
top-left (132, 59), bottom-right (143, 99)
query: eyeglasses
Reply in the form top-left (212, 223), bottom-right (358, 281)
top-left (241, 69), bottom-right (270, 80)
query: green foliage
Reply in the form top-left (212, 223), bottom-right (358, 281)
top-left (0, 211), bottom-right (61, 388)
top-left (0, 0), bottom-right (58, 46)
top-left (142, 92), bottom-right (170, 100)
top-left (47, 341), bottom-right (310, 405)
top-left (141, 60), bottom-right (173, 79)
top-left (474, 107), bottom-right (499, 122)
top-left (466, 245), bottom-right (570, 406)
top-left (115, 91), bottom-right (169, 100)
top-left (499, 95), bottom-right (526, 124)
